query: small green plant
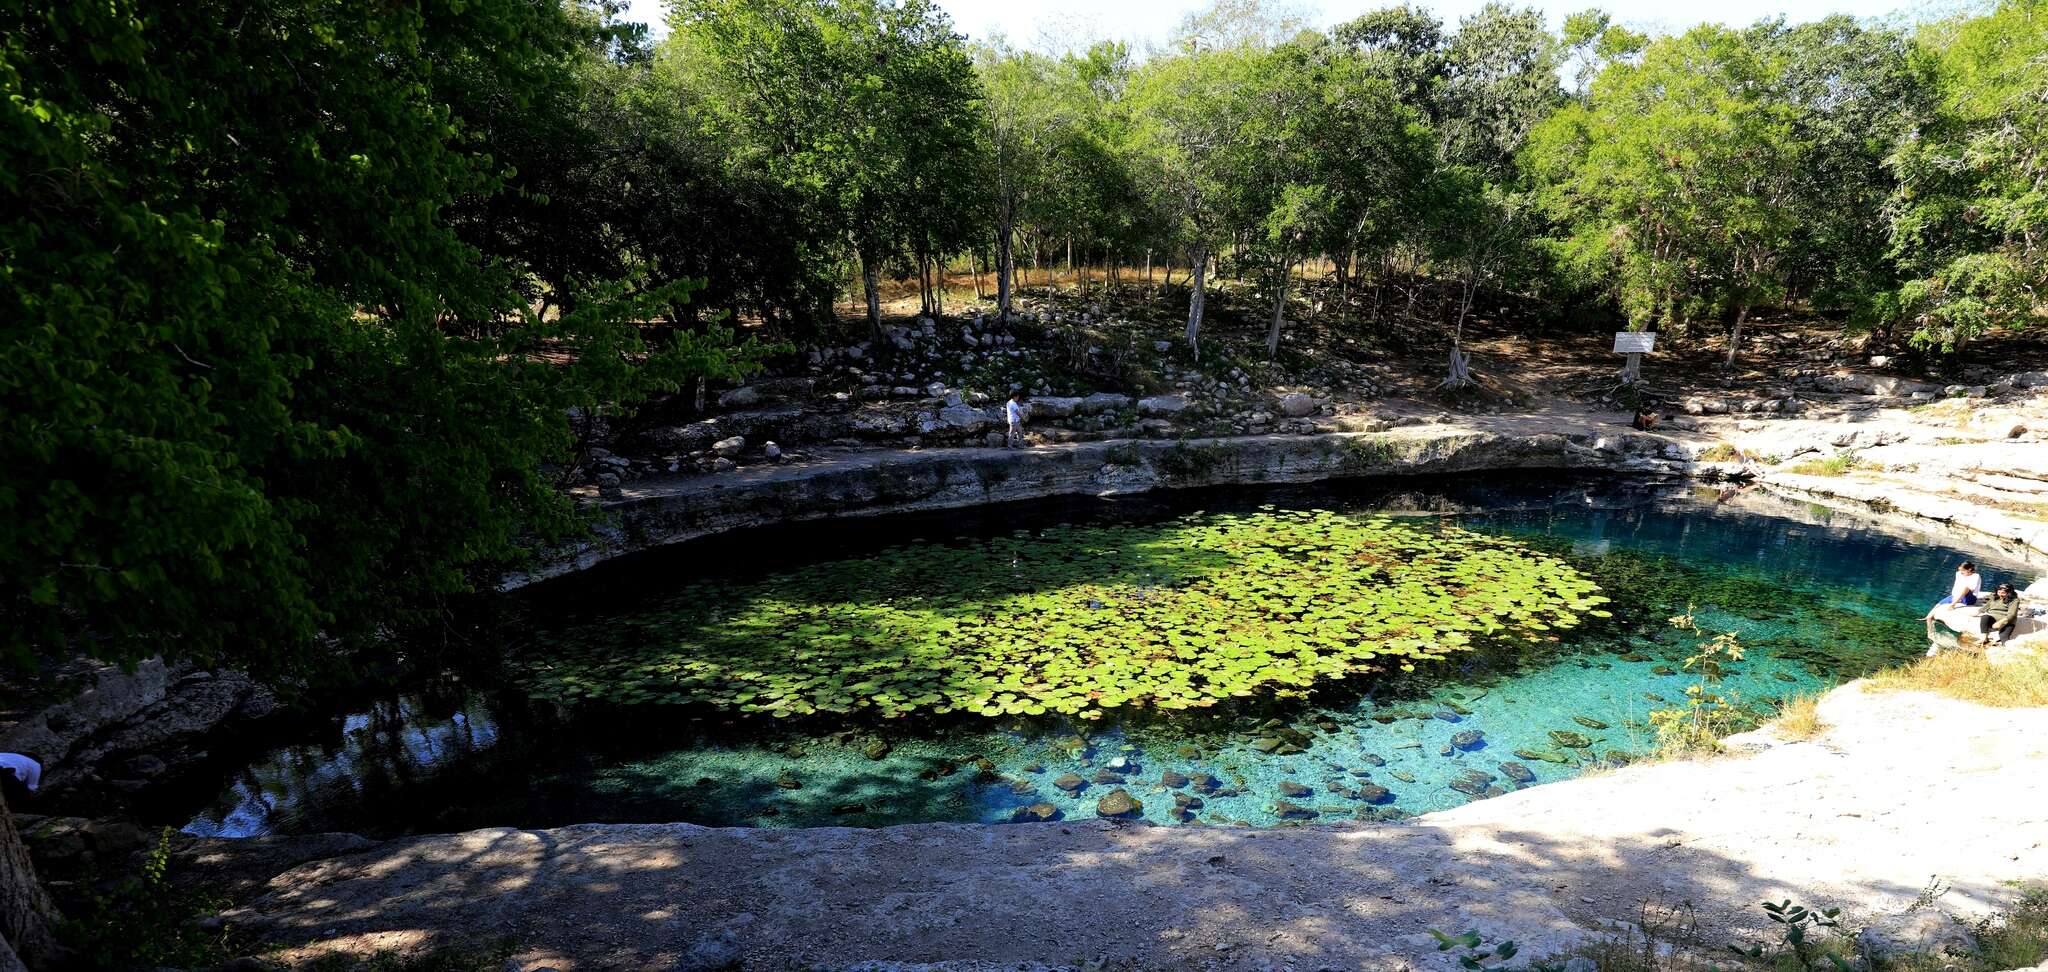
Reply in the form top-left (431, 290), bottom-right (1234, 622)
top-left (1430, 928), bottom-right (1520, 970)
top-left (1784, 452), bottom-right (1862, 476)
top-left (1697, 443), bottom-right (1743, 463)
top-left (1156, 439), bottom-right (1230, 480)
top-left (1728, 899), bottom-right (1852, 972)
top-left (1343, 436), bottom-right (1402, 469)
top-left (59, 828), bottom-right (234, 971)
top-left (1649, 608), bottom-right (1746, 756)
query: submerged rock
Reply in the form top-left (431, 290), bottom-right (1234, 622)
top-left (1550, 730), bottom-right (1594, 749)
top-left (1091, 768), bottom-right (1126, 785)
top-left (1190, 773), bottom-right (1221, 794)
top-left (1011, 803), bottom-right (1061, 823)
top-left (1278, 781), bottom-right (1312, 798)
top-left (1515, 748), bottom-right (1572, 765)
top-left (1652, 665), bottom-right (1677, 676)
top-left (1499, 762), bottom-right (1537, 785)
top-left (1359, 753), bottom-right (1386, 767)
top-left (1450, 730), bottom-right (1485, 750)
top-left (1389, 770), bottom-right (1417, 783)
top-left (1052, 773), bottom-right (1086, 793)
top-left (1571, 716), bottom-right (1609, 730)
top-left (1160, 770), bottom-right (1190, 788)
top-left (1354, 784), bottom-right (1393, 805)
top-left (1273, 800), bottom-right (1318, 820)
top-left (1096, 789), bottom-right (1144, 819)
top-left (860, 739), bottom-right (892, 761)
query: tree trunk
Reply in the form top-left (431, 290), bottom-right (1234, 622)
top-left (1267, 257), bottom-right (1291, 359)
top-left (1441, 269), bottom-right (1478, 390)
top-left (996, 228), bottom-right (1014, 324)
top-left (1065, 236), bottom-right (1074, 287)
top-left (0, 789), bottom-right (59, 971)
top-left (1185, 245), bottom-right (1209, 354)
top-left (1144, 249), bottom-right (1153, 289)
top-left (860, 250), bottom-right (883, 340)
top-left (972, 248), bottom-right (985, 300)
top-left (1724, 303), bottom-right (1749, 371)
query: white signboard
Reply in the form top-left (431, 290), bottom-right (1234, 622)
top-left (1613, 332), bottom-right (1656, 354)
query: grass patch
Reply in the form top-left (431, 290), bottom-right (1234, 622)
top-left (1783, 452), bottom-right (1863, 476)
top-left (1696, 442), bottom-right (1743, 463)
top-left (1769, 692), bottom-right (1826, 740)
top-left (1866, 650), bottom-right (2048, 707)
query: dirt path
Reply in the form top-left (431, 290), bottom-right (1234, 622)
top-left (224, 684), bottom-right (2048, 971)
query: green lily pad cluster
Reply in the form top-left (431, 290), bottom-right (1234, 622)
top-left (511, 509), bottom-right (1611, 719)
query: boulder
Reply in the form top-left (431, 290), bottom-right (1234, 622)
top-left (1137, 394), bottom-right (1191, 417)
top-left (1277, 781), bottom-right (1311, 798)
top-left (1011, 803), bottom-right (1060, 823)
top-left (1095, 789), bottom-right (1143, 819)
top-left (1052, 773), bottom-right (1086, 793)
top-left (933, 403), bottom-right (991, 433)
top-left (716, 386), bottom-right (762, 409)
top-left (1077, 392), bottom-right (1132, 415)
top-left (1278, 392), bottom-right (1316, 418)
top-left (711, 436), bottom-right (745, 458)
top-left (1030, 396), bottom-right (1083, 419)
top-left (1857, 909), bottom-right (1976, 960)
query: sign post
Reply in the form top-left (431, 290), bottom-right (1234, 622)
top-left (1613, 331), bottom-right (1656, 385)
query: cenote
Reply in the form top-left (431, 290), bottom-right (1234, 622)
top-left (175, 474), bottom-right (2037, 838)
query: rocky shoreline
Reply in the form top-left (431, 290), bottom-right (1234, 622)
top-left (212, 682), bottom-right (2048, 971)
top-left (516, 390), bottom-right (2048, 588)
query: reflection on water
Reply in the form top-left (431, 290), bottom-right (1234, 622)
top-left (180, 477), bottom-right (2039, 838)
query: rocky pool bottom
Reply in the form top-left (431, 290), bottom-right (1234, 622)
top-left (175, 476), bottom-right (2036, 838)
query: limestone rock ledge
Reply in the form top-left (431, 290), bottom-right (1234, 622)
top-left (511, 419), bottom-right (1692, 587)
top-left (219, 683), bottom-right (2048, 971)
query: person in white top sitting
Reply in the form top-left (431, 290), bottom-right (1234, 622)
top-left (1924, 561), bottom-right (1983, 619)
top-left (1005, 392), bottom-right (1026, 449)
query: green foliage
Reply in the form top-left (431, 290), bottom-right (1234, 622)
top-left (1649, 608), bottom-right (1747, 756)
top-left (57, 829), bottom-right (232, 971)
top-left (1157, 440), bottom-right (1233, 480)
top-left (511, 509), bottom-right (1610, 718)
top-left (1429, 928), bottom-right (1521, 971)
top-left (1783, 452), bottom-right (1864, 477)
top-left (674, 0), bottom-right (986, 334)
top-left (1728, 900), bottom-right (1853, 972)
top-left (1885, 0), bottom-right (2048, 350)
top-left (0, 0), bottom-right (772, 675)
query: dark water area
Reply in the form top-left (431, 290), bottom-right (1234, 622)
top-left (170, 474), bottom-right (2039, 838)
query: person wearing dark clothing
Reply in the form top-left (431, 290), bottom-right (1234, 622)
top-left (1980, 584), bottom-right (2022, 643)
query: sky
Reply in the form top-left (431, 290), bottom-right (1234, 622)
top-left (621, 0), bottom-right (1953, 50)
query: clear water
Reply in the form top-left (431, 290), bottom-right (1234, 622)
top-left (178, 476), bottom-right (2039, 838)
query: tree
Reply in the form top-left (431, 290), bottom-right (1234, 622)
top-left (1885, 0), bottom-right (2048, 351)
top-left (1529, 24), bottom-right (1806, 367)
top-left (1433, 4), bottom-right (1561, 386)
top-left (1127, 47), bottom-right (1264, 353)
top-left (0, 0), bottom-right (771, 960)
top-left (676, 0), bottom-right (985, 339)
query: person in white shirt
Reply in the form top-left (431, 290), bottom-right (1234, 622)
top-left (1924, 561), bottom-right (1983, 619)
top-left (1005, 392), bottom-right (1025, 449)
top-left (0, 752), bottom-right (41, 798)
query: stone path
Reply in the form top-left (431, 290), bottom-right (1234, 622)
top-left (224, 684), bottom-right (2048, 970)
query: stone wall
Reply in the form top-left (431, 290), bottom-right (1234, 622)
top-left (511, 422), bottom-right (1692, 587)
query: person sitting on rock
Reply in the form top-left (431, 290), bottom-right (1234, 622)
top-left (1980, 584), bottom-right (2022, 644)
top-left (1925, 561), bottom-right (1982, 619)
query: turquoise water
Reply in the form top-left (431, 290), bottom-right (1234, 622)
top-left (178, 477), bottom-right (2039, 837)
